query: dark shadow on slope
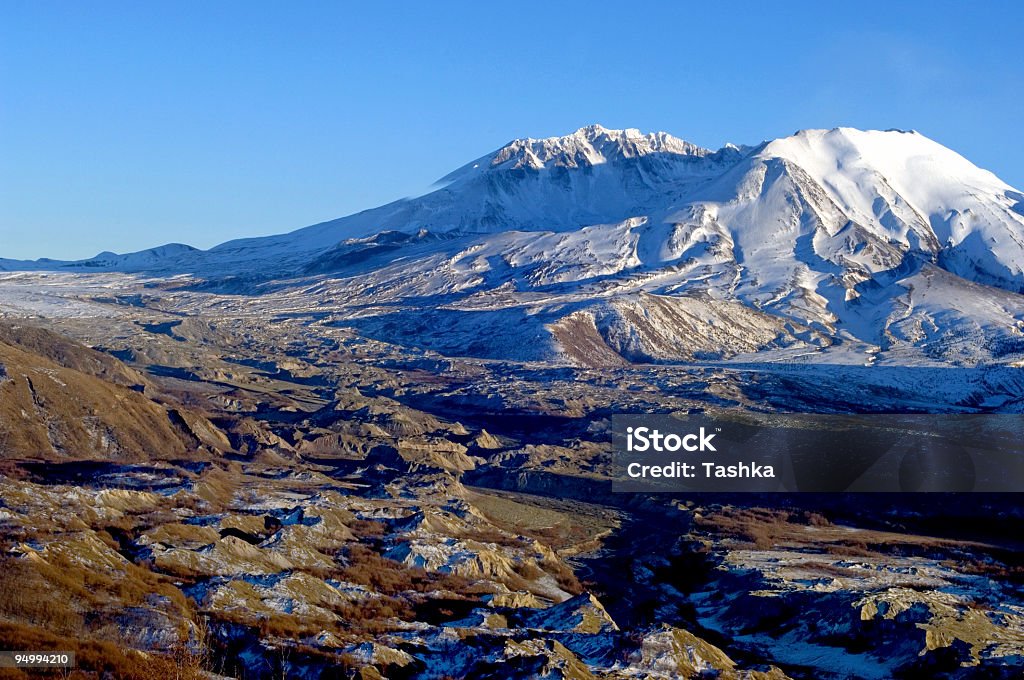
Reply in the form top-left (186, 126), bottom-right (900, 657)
top-left (328, 303), bottom-right (593, 362)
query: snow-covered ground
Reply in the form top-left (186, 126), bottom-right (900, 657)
top-left (3, 125), bottom-right (1024, 370)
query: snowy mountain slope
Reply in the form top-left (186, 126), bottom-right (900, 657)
top-left (755, 128), bottom-right (1024, 290)
top-left (199, 125), bottom-right (746, 264)
top-left (213, 126), bottom-right (1024, 294)
top-left (4, 125), bottom-right (1024, 367)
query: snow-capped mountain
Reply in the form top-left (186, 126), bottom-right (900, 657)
top-left (4, 125), bottom-right (1024, 367)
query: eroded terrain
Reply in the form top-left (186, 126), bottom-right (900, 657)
top-left (1, 276), bottom-right (1023, 678)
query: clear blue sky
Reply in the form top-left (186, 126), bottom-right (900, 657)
top-left (3, 1), bottom-right (1023, 260)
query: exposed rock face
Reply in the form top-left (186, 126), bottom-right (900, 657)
top-left (497, 638), bottom-right (597, 680)
top-left (471, 429), bottom-right (503, 450)
top-left (635, 625), bottom-right (734, 676)
top-left (520, 592), bottom-right (619, 634)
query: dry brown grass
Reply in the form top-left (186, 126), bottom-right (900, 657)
top-left (335, 544), bottom-right (475, 596)
top-left (0, 322), bottom-right (149, 389)
top-left (695, 507), bottom-right (833, 550)
top-left (0, 546), bottom-right (212, 678)
top-left (0, 558), bottom-right (85, 634)
top-left (191, 463), bottom-right (242, 509)
top-left (544, 559), bottom-right (583, 595)
top-left (0, 548), bottom-right (192, 637)
top-left (0, 622), bottom-right (204, 680)
top-left (452, 527), bottom-right (524, 548)
top-left (510, 557), bottom-right (582, 595)
top-left (0, 339), bottom-right (197, 462)
top-left (348, 518), bottom-right (387, 538)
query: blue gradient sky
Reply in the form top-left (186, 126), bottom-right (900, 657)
top-left (3, 1), bottom-right (1023, 260)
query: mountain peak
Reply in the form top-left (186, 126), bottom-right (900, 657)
top-left (760, 126), bottom-right (1012, 212)
top-left (487, 124), bottom-right (710, 172)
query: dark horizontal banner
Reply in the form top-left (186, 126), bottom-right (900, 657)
top-left (611, 414), bottom-right (1024, 492)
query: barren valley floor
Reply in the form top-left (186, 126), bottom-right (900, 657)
top-left (1, 275), bottom-right (1023, 679)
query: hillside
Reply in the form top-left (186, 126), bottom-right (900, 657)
top-left (0, 323), bottom-right (225, 461)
